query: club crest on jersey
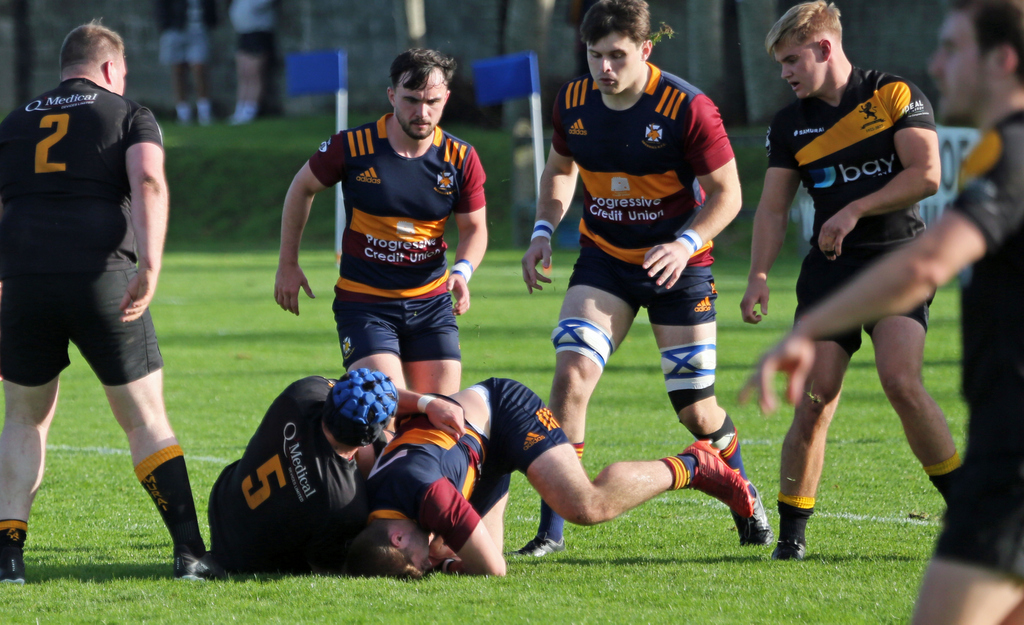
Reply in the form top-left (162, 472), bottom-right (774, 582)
top-left (643, 123), bottom-right (666, 148)
top-left (342, 337), bottom-right (354, 359)
top-left (319, 138), bottom-right (331, 152)
top-left (859, 102), bottom-right (886, 130)
top-left (434, 171), bottom-right (455, 195)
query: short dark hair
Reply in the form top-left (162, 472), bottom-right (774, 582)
top-left (952, 0), bottom-right (1024, 82)
top-left (389, 49), bottom-right (457, 90)
top-left (60, 20), bottom-right (124, 72)
top-left (580, 0), bottom-right (650, 46)
top-left (344, 522), bottom-right (425, 579)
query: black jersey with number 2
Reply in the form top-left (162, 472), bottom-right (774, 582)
top-left (767, 68), bottom-right (936, 258)
top-left (0, 78), bottom-right (162, 279)
top-left (207, 377), bottom-right (371, 574)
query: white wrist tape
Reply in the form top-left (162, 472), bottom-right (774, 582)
top-left (417, 394), bottom-right (436, 413)
top-left (441, 558), bottom-right (457, 573)
top-left (451, 260), bottom-right (474, 283)
top-left (675, 229), bottom-right (703, 257)
top-left (532, 220), bottom-right (554, 240)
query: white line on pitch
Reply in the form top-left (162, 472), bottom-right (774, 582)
top-left (47, 444), bottom-right (230, 465)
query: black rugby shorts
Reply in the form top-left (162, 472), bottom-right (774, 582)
top-left (794, 248), bottom-right (929, 355)
top-left (1, 271), bottom-right (163, 386)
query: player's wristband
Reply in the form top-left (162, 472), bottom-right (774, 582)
top-left (451, 260), bottom-right (474, 283)
top-left (441, 558), bottom-right (457, 573)
top-left (532, 220), bottom-right (555, 240)
top-left (674, 229), bottom-right (703, 257)
top-left (417, 394), bottom-right (436, 413)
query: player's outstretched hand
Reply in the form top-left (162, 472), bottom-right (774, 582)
top-left (643, 239), bottom-right (692, 289)
top-left (426, 398), bottom-right (466, 439)
top-left (739, 332), bottom-right (816, 413)
top-left (275, 262), bottom-right (315, 316)
top-left (447, 273), bottom-right (471, 315)
top-left (521, 237), bottom-right (553, 294)
top-left (817, 207), bottom-right (859, 261)
top-left (120, 265), bottom-right (159, 323)
top-left (740, 277), bottom-right (770, 324)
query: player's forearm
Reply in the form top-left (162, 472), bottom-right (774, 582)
top-left (278, 184), bottom-right (315, 266)
top-left (454, 212), bottom-right (488, 269)
top-left (689, 180), bottom-right (742, 244)
top-left (131, 174), bottom-right (169, 273)
top-left (748, 202), bottom-right (790, 280)
top-left (535, 168), bottom-right (577, 227)
top-left (845, 165), bottom-right (940, 219)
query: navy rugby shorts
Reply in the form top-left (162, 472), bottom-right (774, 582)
top-left (795, 248), bottom-right (929, 356)
top-left (333, 292), bottom-right (460, 368)
top-left (466, 378), bottom-right (570, 516)
top-left (567, 247), bottom-right (717, 326)
top-left (0, 271), bottom-right (163, 386)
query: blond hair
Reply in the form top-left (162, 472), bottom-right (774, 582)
top-left (60, 20), bottom-right (124, 73)
top-left (765, 1), bottom-right (842, 56)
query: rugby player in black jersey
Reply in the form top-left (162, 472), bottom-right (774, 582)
top-left (740, 1), bottom-right (961, 560)
top-left (206, 368), bottom-right (462, 574)
top-left (745, 2), bottom-right (1024, 620)
top-left (0, 22), bottom-right (220, 582)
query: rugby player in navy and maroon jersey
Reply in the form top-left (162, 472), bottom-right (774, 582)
top-left (274, 49), bottom-right (487, 397)
top-left (343, 373), bottom-right (756, 578)
top-left (740, 1), bottom-right (961, 561)
top-left (746, 2), bottom-right (1024, 620)
top-left (0, 22), bottom-right (221, 582)
top-left (519, 0), bottom-right (772, 557)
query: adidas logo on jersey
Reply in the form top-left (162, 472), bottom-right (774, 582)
top-left (694, 297), bottom-right (712, 313)
top-left (569, 119), bottom-right (587, 135)
top-left (524, 432), bottom-right (547, 451)
top-left (356, 168), bottom-right (381, 184)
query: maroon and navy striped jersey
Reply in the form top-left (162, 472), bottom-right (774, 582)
top-left (309, 114), bottom-right (486, 301)
top-left (552, 63), bottom-right (734, 266)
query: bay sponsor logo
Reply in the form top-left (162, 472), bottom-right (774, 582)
top-left (808, 153), bottom-right (897, 188)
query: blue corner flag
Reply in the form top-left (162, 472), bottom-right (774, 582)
top-left (471, 52), bottom-right (540, 106)
top-left (286, 50), bottom-right (348, 96)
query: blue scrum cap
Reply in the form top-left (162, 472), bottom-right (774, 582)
top-left (323, 368), bottom-right (398, 447)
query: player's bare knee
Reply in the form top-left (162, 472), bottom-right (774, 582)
top-left (879, 370), bottom-right (925, 404)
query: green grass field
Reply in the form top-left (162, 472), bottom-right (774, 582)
top-left (0, 249), bottom-right (965, 624)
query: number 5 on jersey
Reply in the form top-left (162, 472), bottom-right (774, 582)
top-left (35, 113), bottom-right (69, 173)
top-left (242, 454), bottom-right (286, 509)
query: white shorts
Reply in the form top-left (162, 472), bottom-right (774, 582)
top-left (159, 25), bottom-right (210, 66)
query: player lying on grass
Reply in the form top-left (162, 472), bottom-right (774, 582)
top-left (205, 369), bottom-right (462, 575)
top-left (343, 373), bottom-right (757, 577)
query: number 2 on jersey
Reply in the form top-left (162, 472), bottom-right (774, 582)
top-left (242, 454), bottom-right (286, 509)
top-left (35, 113), bottom-right (69, 173)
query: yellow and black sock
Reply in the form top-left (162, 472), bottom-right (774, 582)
top-left (134, 445), bottom-right (205, 553)
top-left (924, 451), bottom-right (962, 504)
top-left (778, 493), bottom-right (815, 545)
top-left (0, 520), bottom-right (26, 550)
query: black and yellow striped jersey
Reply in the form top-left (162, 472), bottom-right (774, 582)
top-left (767, 68), bottom-right (936, 257)
top-left (950, 111), bottom-right (1024, 449)
top-left (308, 115), bottom-right (486, 301)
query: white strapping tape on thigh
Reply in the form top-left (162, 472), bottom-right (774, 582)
top-left (551, 317), bottom-right (614, 368)
top-left (660, 338), bottom-right (716, 391)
